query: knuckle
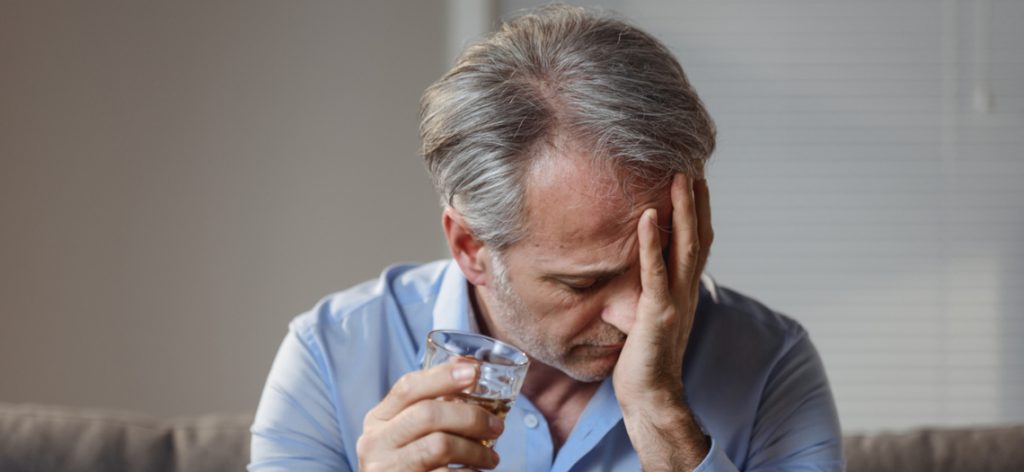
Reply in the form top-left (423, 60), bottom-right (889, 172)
top-left (648, 259), bottom-right (667, 276)
top-left (356, 433), bottom-right (381, 463)
top-left (363, 404), bottom-right (386, 429)
top-left (355, 434), bottom-right (369, 458)
top-left (413, 401), bottom-right (438, 425)
top-left (655, 307), bottom-right (677, 324)
top-left (684, 241), bottom-right (700, 259)
top-left (392, 373), bottom-right (415, 400)
top-left (424, 432), bottom-right (452, 462)
top-left (365, 462), bottom-right (393, 472)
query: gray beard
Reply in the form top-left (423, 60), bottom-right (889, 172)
top-left (486, 256), bottom-right (623, 383)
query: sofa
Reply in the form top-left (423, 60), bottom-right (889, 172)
top-left (1, 402), bottom-right (1022, 471)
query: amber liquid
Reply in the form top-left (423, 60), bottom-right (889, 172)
top-left (454, 392), bottom-right (512, 447)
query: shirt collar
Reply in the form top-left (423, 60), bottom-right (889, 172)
top-left (417, 260), bottom-right (480, 364)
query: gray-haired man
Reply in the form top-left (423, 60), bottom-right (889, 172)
top-left (251, 5), bottom-right (843, 471)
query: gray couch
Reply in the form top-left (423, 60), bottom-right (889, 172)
top-left (1, 403), bottom-right (1022, 471)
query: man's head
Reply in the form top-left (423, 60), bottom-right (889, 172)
top-left (420, 5), bottom-right (715, 381)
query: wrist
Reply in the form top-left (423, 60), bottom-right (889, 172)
top-left (620, 394), bottom-right (710, 471)
top-left (618, 383), bottom-right (684, 417)
top-left (621, 393), bottom-right (699, 436)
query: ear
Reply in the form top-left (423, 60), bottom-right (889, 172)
top-left (442, 207), bottom-right (491, 287)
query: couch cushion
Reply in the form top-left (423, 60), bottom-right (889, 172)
top-left (0, 403), bottom-right (251, 472)
top-left (843, 424), bottom-right (1024, 472)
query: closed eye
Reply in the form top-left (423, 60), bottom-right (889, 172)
top-left (564, 278), bottom-right (605, 294)
top-left (544, 265), bottom-right (631, 295)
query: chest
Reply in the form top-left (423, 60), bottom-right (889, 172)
top-left (547, 402), bottom-right (587, 451)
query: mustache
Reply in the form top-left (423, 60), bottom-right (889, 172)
top-left (578, 323), bottom-right (627, 346)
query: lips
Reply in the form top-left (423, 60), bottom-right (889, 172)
top-left (586, 343), bottom-right (624, 355)
top-left (569, 340), bottom-right (626, 360)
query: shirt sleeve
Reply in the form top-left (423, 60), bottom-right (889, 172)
top-left (694, 437), bottom-right (742, 472)
top-left (743, 329), bottom-right (845, 471)
top-left (249, 327), bottom-right (352, 472)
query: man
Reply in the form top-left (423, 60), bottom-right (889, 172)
top-left (250, 5), bottom-right (842, 471)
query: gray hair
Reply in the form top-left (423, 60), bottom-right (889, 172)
top-left (419, 4), bottom-right (716, 251)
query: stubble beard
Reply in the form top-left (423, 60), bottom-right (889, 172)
top-left (487, 254), bottom-right (623, 383)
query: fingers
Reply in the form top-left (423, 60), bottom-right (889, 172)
top-left (637, 208), bottom-right (670, 304)
top-left (372, 362), bottom-right (479, 421)
top-left (402, 432), bottom-right (500, 470)
top-left (669, 173), bottom-right (700, 295)
top-left (388, 399), bottom-right (503, 448)
top-left (694, 176), bottom-right (713, 280)
top-left (636, 172), bottom-right (712, 308)
top-left (359, 362), bottom-right (502, 471)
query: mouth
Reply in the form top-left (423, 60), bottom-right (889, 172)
top-left (585, 343), bottom-right (624, 356)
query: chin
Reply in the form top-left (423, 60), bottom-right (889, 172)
top-left (563, 369), bottom-right (609, 383)
top-left (560, 355), bottom-right (618, 383)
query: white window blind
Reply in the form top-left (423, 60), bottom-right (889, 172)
top-left (501, 0), bottom-right (1024, 432)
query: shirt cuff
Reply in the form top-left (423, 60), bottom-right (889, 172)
top-left (693, 436), bottom-right (740, 472)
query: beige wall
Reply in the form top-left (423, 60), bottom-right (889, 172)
top-left (0, 1), bottom-right (449, 416)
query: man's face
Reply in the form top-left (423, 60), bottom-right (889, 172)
top-left (479, 145), bottom-right (672, 383)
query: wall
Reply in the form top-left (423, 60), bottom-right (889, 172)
top-left (4, 0), bottom-right (1022, 431)
top-left (0, 1), bottom-right (449, 416)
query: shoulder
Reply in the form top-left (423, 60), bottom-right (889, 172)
top-left (287, 260), bottom-right (449, 348)
top-left (687, 275), bottom-right (825, 446)
top-left (688, 272), bottom-right (815, 389)
top-left (698, 274), bottom-right (807, 347)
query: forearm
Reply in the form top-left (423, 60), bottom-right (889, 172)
top-left (621, 394), bottom-right (710, 472)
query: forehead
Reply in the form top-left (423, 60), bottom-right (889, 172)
top-left (514, 143), bottom-right (669, 263)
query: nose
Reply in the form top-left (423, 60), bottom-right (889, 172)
top-left (600, 284), bottom-right (639, 334)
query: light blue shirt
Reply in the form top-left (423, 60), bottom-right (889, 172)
top-left (250, 260), bottom-right (843, 471)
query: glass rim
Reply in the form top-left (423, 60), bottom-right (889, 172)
top-left (426, 329), bottom-right (530, 367)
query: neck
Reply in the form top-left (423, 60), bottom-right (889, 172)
top-left (518, 359), bottom-right (602, 412)
top-left (469, 282), bottom-right (602, 451)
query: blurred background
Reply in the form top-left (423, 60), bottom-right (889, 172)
top-left (1, 0), bottom-right (1021, 435)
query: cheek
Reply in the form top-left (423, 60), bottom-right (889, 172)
top-left (524, 286), bottom-right (604, 335)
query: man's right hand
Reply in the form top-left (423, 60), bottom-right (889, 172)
top-left (356, 362), bottom-right (503, 471)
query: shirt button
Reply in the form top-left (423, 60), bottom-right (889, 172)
top-left (523, 413), bottom-right (539, 428)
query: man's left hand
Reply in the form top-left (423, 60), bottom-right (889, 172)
top-left (612, 172), bottom-right (713, 471)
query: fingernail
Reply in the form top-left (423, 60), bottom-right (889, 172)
top-left (452, 364), bottom-right (476, 382)
top-left (646, 208), bottom-right (657, 222)
top-left (489, 415), bottom-right (504, 433)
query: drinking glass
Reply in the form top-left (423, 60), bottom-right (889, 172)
top-left (422, 329), bottom-right (530, 447)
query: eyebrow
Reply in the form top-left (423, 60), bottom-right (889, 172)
top-left (543, 264), bottom-right (632, 281)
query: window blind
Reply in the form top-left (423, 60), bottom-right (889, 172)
top-left (501, 0), bottom-right (1024, 432)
